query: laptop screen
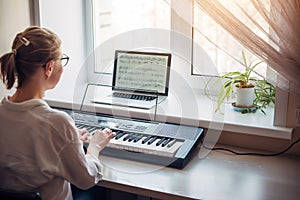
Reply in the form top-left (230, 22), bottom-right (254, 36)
top-left (112, 50), bottom-right (172, 96)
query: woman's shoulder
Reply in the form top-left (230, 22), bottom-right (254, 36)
top-left (47, 108), bottom-right (74, 124)
top-left (31, 100), bottom-right (71, 120)
top-left (38, 106), bottom-right (80, 142)
top-left (34, 103), bottom-right (76, 129)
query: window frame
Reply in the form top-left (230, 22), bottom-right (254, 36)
top-left (84, 0), bottom-right (288, 127)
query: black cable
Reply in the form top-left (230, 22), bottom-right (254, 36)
top-left (201, 137), bottom-right (300, 157)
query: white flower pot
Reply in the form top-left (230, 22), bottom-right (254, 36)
top-left (235, 86), bottom-right (255, 107)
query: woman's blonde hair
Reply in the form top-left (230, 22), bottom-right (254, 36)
top-left (0, 26), bottom-right (61, 89)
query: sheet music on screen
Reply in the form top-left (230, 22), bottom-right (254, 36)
top-left (113, 51), bottom-right (171, 95)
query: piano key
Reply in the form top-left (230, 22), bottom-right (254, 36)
top-left (106, 135), bottom-right (183, 157)
top-left (156, 138), bottom-right (166, 146)
top-left (76, 124), bottom-right (85, 129)
top-left (167, 139), bottom-right (177, 148)
top-left (112, 131), bottom-right (123, 139)
top-left (115, 130), bottom-right (123, 135)
top-left (127, 134), bottom-right (138, 142)
top-left (147, 136), bottom-right (157, 145)
top-left (114, 131), bottom-right (126, 140)
top-left (123, 133), bottom-right (132, 141)
top-left (161, 138), bottom-right (172, 147)
top-left (142, 135), bottom-right (152, 144)
top-left (133, 135), bottom-right (143, 143)
top-left (87, 126), bottom-right (97, 132)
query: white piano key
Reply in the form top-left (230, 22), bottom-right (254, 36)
top-left (106, 135), bottom-right (183, 157)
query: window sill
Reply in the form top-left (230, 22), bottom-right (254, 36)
top-left (45, 87), bottom-right (293, 141)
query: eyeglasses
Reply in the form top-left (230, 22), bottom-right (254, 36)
top-left (60, 54), bottom-right (70, 67)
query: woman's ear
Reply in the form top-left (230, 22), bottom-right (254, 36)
top-left (44, 60), bottom-right (54, 78)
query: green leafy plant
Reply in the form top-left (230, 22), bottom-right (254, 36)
top-left (253, 79), bottom-right (276, 114)
top-left (214, 52), bottom-right (275, 114)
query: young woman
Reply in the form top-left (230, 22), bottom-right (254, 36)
top-left (0, 26), bottom-right (115, 200)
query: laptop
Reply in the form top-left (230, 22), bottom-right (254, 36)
top-left (92, 50), bottom-right (172, 109)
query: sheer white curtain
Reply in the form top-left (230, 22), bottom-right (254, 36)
top-left (193, 0), bottom-right (269, 77)
top-left (194, 0), bottom-right (300, 95)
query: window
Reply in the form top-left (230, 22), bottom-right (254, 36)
top-left (91, 0), bottom-right (171, 73)
top-left (90, 0), bottom-right (268, 80)
top-left (192, 0), bottom-right (269, 79)
top-left (37, 0), bottom-right (288, 136)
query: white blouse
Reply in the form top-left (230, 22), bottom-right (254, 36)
top-left (0, 97), bottom-right (103, 200)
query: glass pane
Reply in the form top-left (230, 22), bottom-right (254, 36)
top-left (92, 0), bottom-right (171, 73)
top-left (192, 0), bottom-right (269, 78)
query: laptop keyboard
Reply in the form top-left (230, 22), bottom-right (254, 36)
top-left (112, 92), bottom-right (156, 101)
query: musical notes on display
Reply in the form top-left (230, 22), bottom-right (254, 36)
top-left (115, 53), bottom-right (169, 93)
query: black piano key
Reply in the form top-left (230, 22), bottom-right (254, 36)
top-left (112, 131), bottom-right (122, 139)
top-left (167, 139), bottom-right (177, 148)
top-left (156, 138), bottom-right (166, 146)
top-left (114, 132), bottom-right (125, 140)
top-left (76, 124), bottom-right (85, 129)
top-left (142, 135), bottom-right (152, 144)
top-left (147, 136), bottom-right (157, 145)
top-left (81, 126), bottom-right (88, 130)
top-left (127, 134), bottom-right (138, 142)
top-left (123, 133), bottom-right (132, 141)
top-left (161, 138), bottom-right (172, 147)
top-left (133, 135), bottom-right (143, 143)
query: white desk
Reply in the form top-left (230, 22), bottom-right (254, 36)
top-left (98, 145), bottom-right (300, 200)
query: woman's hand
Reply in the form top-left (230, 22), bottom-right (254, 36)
top-left (79, 129), bottom-right (91, 142)
top-left (87, 128), bottom-right (116, 156)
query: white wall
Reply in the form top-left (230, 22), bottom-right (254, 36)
top-left (0, 0), bottom-right (88, 103)
top-left (39, 0), bottom-right (88, 104)
top-left (0, 0), bottom-right (32, 98)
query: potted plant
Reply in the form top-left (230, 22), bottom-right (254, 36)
top-left (214, 52), bottom-right (275, 114)
top-left (253, 79), bottom-right (276, 114)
